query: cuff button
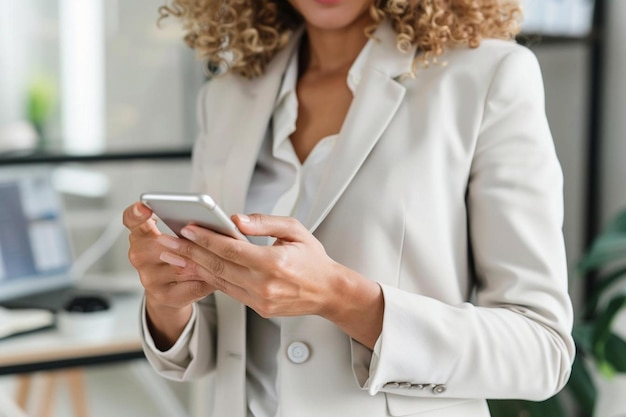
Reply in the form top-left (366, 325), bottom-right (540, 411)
top-left (432, 384), bottom-right (447, 395)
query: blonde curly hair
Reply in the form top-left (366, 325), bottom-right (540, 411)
top-left (159, 0), bottom-right (522, 79)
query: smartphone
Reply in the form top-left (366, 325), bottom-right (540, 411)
top-left (140, 192), bottom-right (248, 241)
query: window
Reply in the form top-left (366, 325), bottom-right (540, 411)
top-left (0, 0), bottom-right (204, 154)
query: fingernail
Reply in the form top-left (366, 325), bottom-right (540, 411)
top-left (133, 205), bottom-right (143, 218)
top-left (157, 236), bottom-right (180, 250)
top-left (160, 252), bottom-right (186, 268)
top-left (181, 227), bottom-right (196, 241)
top-left (237, 214), bottom-right (250, 223)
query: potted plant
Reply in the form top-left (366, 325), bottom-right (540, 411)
top-left (489, 208), bottom-right (626, 417)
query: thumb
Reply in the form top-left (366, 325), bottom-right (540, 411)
top-left (232, 213), bottom-right (309, 242)
top-left (123, 202), bottom-right (159, 235)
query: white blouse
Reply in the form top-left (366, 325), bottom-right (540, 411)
top-left (142, 38), bottom-right (373, 417)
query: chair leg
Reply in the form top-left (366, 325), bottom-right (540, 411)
top-left (66, 369), bottom-right (88, 417)
top-left (14, 369), bottom-right (89, 417)
top-left (15, 375), bottom-right (32, 411)
top-left (39, 372), bottom-right (59, 417)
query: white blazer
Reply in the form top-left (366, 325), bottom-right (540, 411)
top-left (143, 21), bottom-right (575, 417)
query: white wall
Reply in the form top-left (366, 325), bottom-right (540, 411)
top-left (0, 1), bottom-right (59, 127)
top-left (0, 0), bottom-right (204, 150)
top-left (103, 0), bottom-right (204, 150)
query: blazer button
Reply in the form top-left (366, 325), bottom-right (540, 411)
top-left (287, 342), bottom-right (310, 364)
top-left (432, 384), bottom-right (447, 395)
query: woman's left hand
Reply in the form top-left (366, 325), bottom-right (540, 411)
top-left (156, 213), bottom-right (384, 348)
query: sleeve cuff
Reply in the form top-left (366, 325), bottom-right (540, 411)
top-left (350, 336), bottom-right (381, 390)
top-left (140, 297), bottom-right (198, 368)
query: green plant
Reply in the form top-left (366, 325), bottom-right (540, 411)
top-left (26, 73), bottom-right (57, 142)
top-left (489, 208), bottom-right (626, 417)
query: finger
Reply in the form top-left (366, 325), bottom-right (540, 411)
top-left (123, 202), bottom-right (160, 235)
top-left (178, 225), bottom-right (268, 269)
top-left (128, 239), bottom-right (160, 270)
top-left (157, 248), bottom-right (250, 301)
top-left (157, 234), bottom-right (251, 286)
top-left (128, 220), bottom-right (160, 244)
top-left (137, 264), bottom-right (178, 289)
top-left (122, 202), bottom-right (151, 229)
top-left (147, 276), bottom-right (213, 306)
top-left (138, 255), bottom-right (205, 289)
top-left (167, 280), bottom-right (214, 303)
top-left (232, 213), bottom-right (310, 242)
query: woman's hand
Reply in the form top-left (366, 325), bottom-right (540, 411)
top-left (157, 213), bottom-right (384, 349)
top-left (122, 202), bottom-right (216, 350)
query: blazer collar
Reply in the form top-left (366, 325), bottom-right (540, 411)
top-left (303, 21), bottom-right (416, 232)
top-left (216, 28), bottom-right (304, 215)
top-left (216, 21), bottom-right (417, 230)
top-left (361, 19), bottom-right (418, 79)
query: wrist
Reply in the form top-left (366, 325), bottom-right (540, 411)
top-left (145, 297), bottom-right (193, 351)
top-left (319, 262), bottom-right (352, 320)
top-left (321, 263), bottom-right (384, 350)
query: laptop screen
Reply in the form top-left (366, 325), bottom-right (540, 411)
top-left (0, 166), bottom-right (74, 302)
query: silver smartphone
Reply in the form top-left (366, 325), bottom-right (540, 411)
top-left (140, 192), bottom-right (248, 241)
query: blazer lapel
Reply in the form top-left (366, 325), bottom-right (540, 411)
top-left (304, 22), bottom-right (417, 232)
top-left (218, 29), bottom-right (304, 215)
top-left (208, 30), bottom-right (303, 417)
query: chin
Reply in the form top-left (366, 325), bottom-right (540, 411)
top-left (289, 0), bottom-right (373, 32)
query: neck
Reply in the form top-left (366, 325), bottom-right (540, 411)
top-left (301, 15), bottom-right (373, 75)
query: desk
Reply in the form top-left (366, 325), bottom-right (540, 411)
top-left (0, 293), bottom-right (144, 376)
top-left (0, 293), bottom-right (145, 417)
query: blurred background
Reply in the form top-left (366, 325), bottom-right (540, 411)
top-left (0, 0), bottom-right (625, 416)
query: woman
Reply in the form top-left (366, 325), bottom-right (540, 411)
top-left (123, 1), bottom-right (575, 416)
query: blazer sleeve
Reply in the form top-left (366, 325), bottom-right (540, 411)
top-left (141, 295), bottom-right (217, 381)
top-left (358, 47), bottom-right (575, 401)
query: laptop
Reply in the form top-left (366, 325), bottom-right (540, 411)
top-left (0, 165), bottom-right (112, 312)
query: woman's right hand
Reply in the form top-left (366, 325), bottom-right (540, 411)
top-left (122, 202), bottom-right (215, 350)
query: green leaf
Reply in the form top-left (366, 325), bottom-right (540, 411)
top-left (578, 209), bottom-right (626, 273)
top-left (26, 74), bottom-right (57, 128)
top-left (582, 265), bottom-right (626, 317)
top-left (605, 209), bottom-right (626, 234)
top-left (604, 333), bottom-right (626, 373)
top-left (597, 360), bottom-right (616, 379)
top-left (565, 355), bottom-right (596, 415)
top-left (525, 396), bottom-right (566, 416)
top-left (592, 295), bottom-right (626, 370)
top-left (488, 396), bottom-right (565, 417)
top-left (573, 323), bottom-right (594, 355)
top-left (577, 234), bottom-right (626, 273)
top-left (488, 399), bottom-right (520, 417)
